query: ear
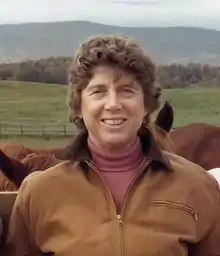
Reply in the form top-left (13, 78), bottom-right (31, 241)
top-left (0, 150), bottom-right (28, 187)
top-left (155, 101), bottom-right (174, 132)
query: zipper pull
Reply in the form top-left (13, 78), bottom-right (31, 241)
top-left (194, 211), bottom-right (198, 221)
top-left (117, 214), bottom-right (123, 225)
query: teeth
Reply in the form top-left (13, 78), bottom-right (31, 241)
top-left (103, 119), bottom-right (125, 125)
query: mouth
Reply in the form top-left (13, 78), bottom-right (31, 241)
top-left (101, 118), bottom-right (127, 126)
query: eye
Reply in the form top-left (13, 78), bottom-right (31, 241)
top-left (122, 87), bottom-right (136, 94)
top-left (89, 88), bottom-right (107, 98)
top-left (92, 89), bottom-right (106, 94)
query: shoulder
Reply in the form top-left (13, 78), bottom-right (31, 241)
top-left (17, 160), bottom-right (79, 201)
top-left (164, 151), bottom-right (220, 197)
top-left (13, 160), bottom-right (83, 218)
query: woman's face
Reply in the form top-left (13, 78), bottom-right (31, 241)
top-left (80, 65), bottom-right (147, 151)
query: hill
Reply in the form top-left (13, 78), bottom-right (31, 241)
top-left (1, 21), bottom-right (220, 65)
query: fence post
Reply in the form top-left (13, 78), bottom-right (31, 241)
top-left (0, 123), bottom-right (72, 137)
top-left (63, 125), bottom-right (67, 136)
top-left (20, 124), bottom-right (23, 136)
top-left (41, 125), bottom-right (45, 137)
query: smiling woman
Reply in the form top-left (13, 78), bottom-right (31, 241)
top-left (1, 34), bottom-right (220, 256)
top-left (80, 65), bottom-right (147, 153)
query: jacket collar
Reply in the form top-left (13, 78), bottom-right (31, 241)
top-left (54, 126), bottom-right (173, 172)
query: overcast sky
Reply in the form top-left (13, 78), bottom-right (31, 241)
top-left (1, 0), bottom-right (220, 30)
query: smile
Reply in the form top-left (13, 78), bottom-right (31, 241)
top-left (101, 119), bottom-right (126, 126)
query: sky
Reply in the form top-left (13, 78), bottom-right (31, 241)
top-left (1, 0), bottom-right (220, 30)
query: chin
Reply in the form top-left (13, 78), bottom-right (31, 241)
top-left (101, 135), bottom-right (129, 149)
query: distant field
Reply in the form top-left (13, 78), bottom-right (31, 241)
top-left (0, 80), bottom-right (220, 146)
top-left (162, 87), bottom-right (220, 126)
top-left (0, 80), bottom-right (69, 125)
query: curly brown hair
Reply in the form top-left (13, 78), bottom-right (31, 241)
top-left (67, 34), bottom-right (162, 129)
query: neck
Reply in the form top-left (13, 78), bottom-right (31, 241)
top-left (87, 136), bottom-right (144, 172)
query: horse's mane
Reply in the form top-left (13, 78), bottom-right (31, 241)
top-left (21, 153), bottom-right (61, 173)
top-left (0, 142), bottom-right (33, 161)
top-left (152, 124), bottom-right (176, 153)
top-left (0, 140), bottom-right (60, 162)
top-left (146, 110), bottom-right (175, 153)
top-left (0, 150), bottom-right (61, 191)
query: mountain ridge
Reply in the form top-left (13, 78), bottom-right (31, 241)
top-left (1, 20), bottom-right (220, 65)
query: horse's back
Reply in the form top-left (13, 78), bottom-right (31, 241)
top-left (170, 123), bottom-right (220, 170)
top-left (0, 141), bottom-right (32, 161)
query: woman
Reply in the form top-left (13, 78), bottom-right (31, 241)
top-left (1, 35), bottom-right (220, 256)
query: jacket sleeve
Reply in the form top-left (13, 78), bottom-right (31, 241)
top-left (193, 182), bottom-right (220, 256)
top-left (0, 177), bottom-right (42, 256)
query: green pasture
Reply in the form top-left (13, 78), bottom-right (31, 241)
top-left (0, 80), bottom-right (220, 147)
top-left (0, 80), bottom-right (69, 125)
top-left (162, 87), bottom-right (220, 126)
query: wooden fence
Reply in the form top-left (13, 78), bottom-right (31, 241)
top-left (0, 123), bottom-right (77, 138)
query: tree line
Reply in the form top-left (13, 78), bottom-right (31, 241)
top-left (1, 57), bottom-right (220, 88)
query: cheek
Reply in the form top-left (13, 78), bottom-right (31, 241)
top-left (81, 100), bottom-right (101, 121)
top-left (128, 97), bottom-right (146, 116)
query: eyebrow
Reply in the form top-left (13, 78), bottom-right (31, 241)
top-left (118, 82), bottom-right (140, 90)
top-left (86, 80), bottom-right (139, 91)
top-left (86, 84), bottom-right (106, 90)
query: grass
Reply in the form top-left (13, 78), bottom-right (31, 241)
top-left (162, 87), bottom-right (220, 126)
top-left (0, 80), bottom-right (69, 125)
top-left (0, 80), bottom-right (220, 146)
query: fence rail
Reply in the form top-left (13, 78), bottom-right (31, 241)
top-left (0, 123), bottom-right (76, 137)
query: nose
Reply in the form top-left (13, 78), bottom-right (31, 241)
top-left (104, 91), bottom-right (122, 111)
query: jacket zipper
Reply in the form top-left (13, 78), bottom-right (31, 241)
top-left (152, 200), bottom-right (198, 221)
top-left (86, 159), bottom-right (151, 256)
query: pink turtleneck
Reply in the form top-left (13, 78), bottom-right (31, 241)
top-left (88, 137), bottom-right (145, 213)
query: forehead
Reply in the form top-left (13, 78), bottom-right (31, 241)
top-left (88, 65), bottom-right (137, 87)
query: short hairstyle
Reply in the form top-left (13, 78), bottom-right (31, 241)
top-left (68, 34), bottom-right (161, 129)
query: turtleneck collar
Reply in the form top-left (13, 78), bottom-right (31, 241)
top-left (54, 126), bottom-right (173, 173)
top-left (87, 136), bottom-right (144, 172)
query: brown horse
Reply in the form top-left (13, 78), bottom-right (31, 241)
top-left (0, 141), bottom-right (61, 161)
top-left (0, 141), bottom-right (33, 161)
top-left (154, 101), bottom-right (220, 170)
top-left (0, 142), bottom-right (62, 191)
top-left (0, 150), bottom-right (27, 191)
top-left (0, 150), bottom-right (62, 191)
top-left (169, 122), bottom-right (220, 170)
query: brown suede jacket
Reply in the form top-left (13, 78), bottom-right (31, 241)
top-left (1, 127), bottom-right (220, 256)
